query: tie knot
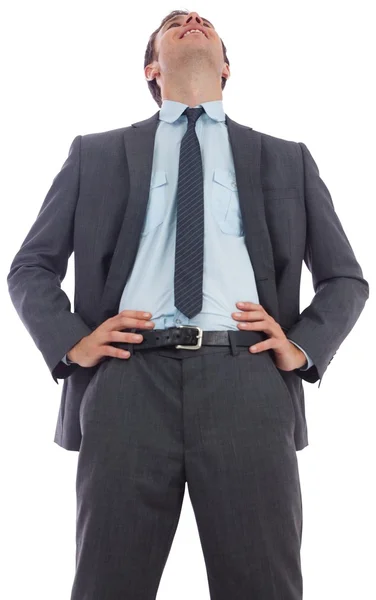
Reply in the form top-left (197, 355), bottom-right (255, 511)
top-left (184, 106), bottom-right (205, 125)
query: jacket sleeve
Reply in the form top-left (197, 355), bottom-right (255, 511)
top-left (7, 135), bottom-right (93, 384)
top-left (286, 142), bottom-right (370, 386)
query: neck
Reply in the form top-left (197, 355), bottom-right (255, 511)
top-left (161, 71), bottom-right (223, 108)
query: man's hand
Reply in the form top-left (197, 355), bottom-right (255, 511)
top-left (66, 310), bottom-right (155, 368)
top-left (232, 301), bottom-right (307, 371)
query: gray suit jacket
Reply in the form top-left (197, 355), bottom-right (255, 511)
top-left (7, 110), bottom-right (369, 451)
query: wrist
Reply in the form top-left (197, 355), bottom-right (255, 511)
top-left (66, 351), bottom-right (75, 364)
top-left (288, 342), bottom-right (307, 369)
top-left (295, 350), bottom-right (308, 369)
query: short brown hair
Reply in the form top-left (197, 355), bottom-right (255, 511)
top-left (144, 10), bottom-right (230, 108)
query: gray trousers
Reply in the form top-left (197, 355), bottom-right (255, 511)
top-left (70, 339), bottom-right (303, 600)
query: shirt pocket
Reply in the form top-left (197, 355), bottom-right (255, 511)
top-left (211, 168), bottom-right (244, 236)
top-left (141, 170), bottom-right (168, 236)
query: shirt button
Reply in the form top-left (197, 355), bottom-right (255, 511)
top-left (231, 181), bottom-right (237, 188)
top-left (176, 319), bottom-right (181, 324)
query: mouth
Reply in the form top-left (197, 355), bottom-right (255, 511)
top-left (180, 28), bottom-right (208, 40)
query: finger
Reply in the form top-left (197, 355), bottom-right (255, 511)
top-left (105, 330), bottom-right (145, 343)
top-left (232, 309), bottom-right (264, 321)
top-left (120, 319), bottom-right (155, 330)
top-left (236, 319), bottom-right (269, 331)
top-left (249, 338), bottom-right (275, 353)
top-left (236, 302), bottom-right (264, 311)
top-left (120, 309), bottom-right (152, 318)
top-left (112, 310), bottom-right (152, 322)
top-left (107, 316), bottom-right (155, 330)
top-left (101, 344), bottom-right (131, 359)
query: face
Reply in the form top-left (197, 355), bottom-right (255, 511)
top-left (145, 11), bottom-right (230, 85)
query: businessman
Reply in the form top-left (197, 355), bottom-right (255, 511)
top-left (7, 9), bottom-right (369, 600)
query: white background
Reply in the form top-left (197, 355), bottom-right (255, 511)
top-left (2, 1), bottom-right (375, 598)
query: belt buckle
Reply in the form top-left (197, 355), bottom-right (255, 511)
top-left (175, 325), bottom-right (203, 350)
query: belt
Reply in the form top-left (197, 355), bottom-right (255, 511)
top-left (116, 325), bottom-right (267, 354)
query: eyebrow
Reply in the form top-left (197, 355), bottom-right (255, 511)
top-left (162, 15), bottom-right (214, 31)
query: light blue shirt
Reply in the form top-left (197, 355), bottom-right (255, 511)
top-left (63, 99), bottom-right (313, 370)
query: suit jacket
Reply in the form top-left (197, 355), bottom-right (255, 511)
top-left (7, 110), bottom-right (369, 452)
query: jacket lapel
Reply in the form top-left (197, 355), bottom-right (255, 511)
top-left (100, 111), bottom-right (280, 323)
top-left (100, 111), bottom-right (160, 319)
top-left (225, 115), bottom-right (279, 320)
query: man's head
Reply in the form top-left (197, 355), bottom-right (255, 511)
top-left (144, 10), bottom-right (230, 107)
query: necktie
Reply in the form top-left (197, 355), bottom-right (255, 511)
top-left (174, 106), bottom-right (205, 319)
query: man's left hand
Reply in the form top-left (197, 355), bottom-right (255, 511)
top-left (232, 301), bottom-right (307, 371)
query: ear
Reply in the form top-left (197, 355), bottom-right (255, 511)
top-left (144, 63), bottom-right (160, 82)
top-left (222, 63), bottom-right (230, 81)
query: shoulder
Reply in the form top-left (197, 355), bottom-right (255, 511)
top-left (253, 128), bottom-right (301, 156)
top-left (247, 128), bottom-right (303, 168)
top-left (80, 125), bottom-right (131, 147)
top-left (72, 126), bottom-right (134, 162)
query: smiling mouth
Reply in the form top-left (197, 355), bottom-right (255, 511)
top-left (181, 31), bottom-right (207, 39)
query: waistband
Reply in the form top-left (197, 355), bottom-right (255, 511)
top-left (113, 326), bottom-right (267, 357)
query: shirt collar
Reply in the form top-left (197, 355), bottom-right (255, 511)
top-left (159, 99), bottom-right (226, 123)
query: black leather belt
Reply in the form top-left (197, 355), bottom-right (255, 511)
top-left (115, 325), bottom-right (267, 354)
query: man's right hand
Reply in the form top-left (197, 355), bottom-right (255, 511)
top-left (66, 310), bottom-right (155, 367)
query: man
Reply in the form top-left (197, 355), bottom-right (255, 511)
top-left (7, 8), bottom-right (369, 600)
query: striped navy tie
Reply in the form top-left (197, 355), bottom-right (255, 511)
top-left (174, 106), bottom-right (205, 319)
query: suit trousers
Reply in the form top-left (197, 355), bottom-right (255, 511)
top-left (70, 338), bottom-right (303, 600)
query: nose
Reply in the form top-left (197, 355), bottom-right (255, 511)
top-left (185, 12), bottom-right (203, 25)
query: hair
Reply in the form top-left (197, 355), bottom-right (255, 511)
top-left (144, 9), bottom-right (230, 108)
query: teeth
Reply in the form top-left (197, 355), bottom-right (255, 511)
top-left (183, 29), bottom-right (204, 38)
